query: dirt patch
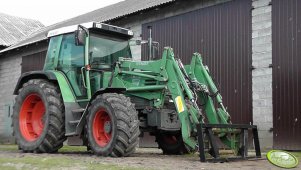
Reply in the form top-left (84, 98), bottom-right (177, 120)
top-left (0, 147), bottom-right (297, 170)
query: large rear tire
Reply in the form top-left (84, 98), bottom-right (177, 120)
top-left (13, 79), bottom-right (66, 153)
top-left (156, 131), bottom-right (189, 155)
top-left (86, 93), bottom-right (139, 157)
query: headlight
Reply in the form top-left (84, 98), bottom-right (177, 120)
top-left (128, 30), bottom-right (134, 36)
top-left (95, 23), bottom-right (102, 29)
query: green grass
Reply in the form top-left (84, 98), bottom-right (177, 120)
top-left (0, 145), bottom-right (87, 153)
top-left (58, 145), bottom-right (88, 153)
top-left (0, 145), bottom-right (146, 170)
top-left (0, 156), bottom-right (138, 170)
top-left (0, 145), bottom-right (17, 152)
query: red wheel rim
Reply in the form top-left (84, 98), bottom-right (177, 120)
top-left (92, 108), bottom-right (112, 147)
top-left (19, 94), bottom-right (45, 142)
top-left (163, 135), bottom-right (178, 145)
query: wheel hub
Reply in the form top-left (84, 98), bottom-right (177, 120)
top-left (92, 109), bottom-right (112, 147)
top-left (104, 121), bottom-right (112, 134)
top-left (19, 94), bottom-right (45, 142)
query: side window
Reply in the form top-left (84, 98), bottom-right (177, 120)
top-left (58, 34), bottom-right (84, 68)
top-left (44, 36), bottom-right (62, 70)
top-left (57, 34), bottom-right (87, 98)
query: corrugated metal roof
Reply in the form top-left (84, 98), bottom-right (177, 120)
top-left (0, 12), bottom-right (44, 47)
top-left (0, 0), bottom-right (175, 53)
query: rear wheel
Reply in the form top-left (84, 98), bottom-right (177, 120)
top-left (156, 131), bottom-right (189, 155)
top-left (86, 93), bottom-right (139, 157)
top-left (13, 79), bottom-right (65, 153)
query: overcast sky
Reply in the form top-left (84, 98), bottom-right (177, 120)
top-left (0, 0), bottom-right (124, 26)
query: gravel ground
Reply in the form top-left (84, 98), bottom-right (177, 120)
top-left (0, 146), bottom-right (295, 170)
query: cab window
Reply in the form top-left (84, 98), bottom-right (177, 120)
top-left (57, 33), bottom-right (87, 98)
top-left (89, 34), bottom-right (132, 70)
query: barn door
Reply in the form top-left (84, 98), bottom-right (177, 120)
top-left (272, 0), bottom-right (301, 150)
top-left (142, 0), bottom-right (252, 124)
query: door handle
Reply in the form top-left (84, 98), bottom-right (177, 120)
top-left (81, 67), bottom-right (87, 88)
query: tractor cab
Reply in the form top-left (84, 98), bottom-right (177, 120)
top-left (44, 22), bottom-right (134, 99)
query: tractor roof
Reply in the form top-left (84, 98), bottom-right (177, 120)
top-left (47, 22), bottom-right (134, 38)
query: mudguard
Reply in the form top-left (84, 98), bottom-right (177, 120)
top-left (13, 71), bottom-right (57, 95)
top-left (13, 70), bottom-right (76, 103)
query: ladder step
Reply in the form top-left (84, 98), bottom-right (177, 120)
top-left (65, 132), bottom-right (77, 136)
top-left (72, 108), bottom-right (85, 114)
top-left (69, 120), bottom-right (80, 124)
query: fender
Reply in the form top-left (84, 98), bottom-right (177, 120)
top-left (13, 71), bottom-right (57, 95)
top-left (13, 70), bottom-right (76, 103)
top-left (90, 87), bottom-right (126, 102)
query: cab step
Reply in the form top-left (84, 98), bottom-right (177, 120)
top-left (72, 108), bottom-right (85, 114)
top-left (69, 120), bottom-right (80, 125)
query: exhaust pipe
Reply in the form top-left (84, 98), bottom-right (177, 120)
top-left (147, 26), bottom-right (153, 60)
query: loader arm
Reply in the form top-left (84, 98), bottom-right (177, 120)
top-left (109, 47), bottom-right (239, 151)
top-left (185, 53), bottom-right (240, 150)
top-left (185, 53), bottom-right (230, 125)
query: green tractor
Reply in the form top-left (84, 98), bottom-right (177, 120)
top-left (12, 22), bottom-right (260, 161)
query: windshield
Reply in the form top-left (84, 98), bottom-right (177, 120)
top-left (89, 34), bottom-right (132, 69)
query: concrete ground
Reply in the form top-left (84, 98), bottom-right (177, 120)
top-left (0, 145), bottom-right (299, 170)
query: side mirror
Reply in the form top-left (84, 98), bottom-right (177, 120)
top-left (129, 40), bottom-right (148, 46)
top-left (129, 40), bottom-right (138, 46)
top-left (75, 29), bottom-right (86, 46)
top-left (152, 42), bottom-right (160, 60)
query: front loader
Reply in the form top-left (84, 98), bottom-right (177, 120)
top-left (12, 22), bottom-right (261, 161)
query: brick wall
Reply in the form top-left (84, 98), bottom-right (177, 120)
top-left (0, 55), bottom-right (21, 142)
top-left (0, 44), bottom-right (47, 143)
top-left (252, 0), bottom-right (273, 149)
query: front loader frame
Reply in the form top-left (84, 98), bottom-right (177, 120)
top-left (197, 123), bottom-right (261, 162)
top-left (109, 47), bottom-right (262, 158)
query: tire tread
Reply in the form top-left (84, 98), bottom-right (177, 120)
top-left (86, 93), bottom-right (139, 157)
top-left (13, 79), bottom-right (66, 153)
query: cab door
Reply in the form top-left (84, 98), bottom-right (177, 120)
top-left (56, 33), bottom-right (88, 100)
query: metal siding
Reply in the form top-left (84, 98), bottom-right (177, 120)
top-left (272, 0), bottom-right (301, 150)
top-left (21, 51), bottom-right (47, 73)
top-left (142, 0), bottom-right (252, 124)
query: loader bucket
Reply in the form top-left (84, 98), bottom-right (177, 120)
top-left (197, 123), bottom-right (261, 162)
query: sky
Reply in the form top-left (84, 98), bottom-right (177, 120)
top-left (0, 0), bottom-right (124, 26)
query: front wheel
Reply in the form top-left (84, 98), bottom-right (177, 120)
top-left (86, 93), bottom-right (139, 157)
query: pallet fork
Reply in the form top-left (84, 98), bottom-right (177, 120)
top-left (197, 124), bottom-right (261, 162)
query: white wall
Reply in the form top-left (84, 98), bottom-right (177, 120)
top-left (252, 0), bottom-right (273, 149)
